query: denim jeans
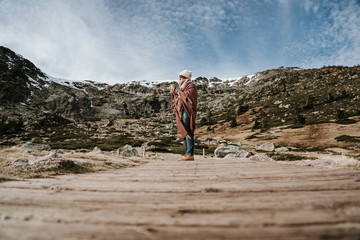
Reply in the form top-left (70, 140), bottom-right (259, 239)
top-left (182, 109), bottom-right (194, 156)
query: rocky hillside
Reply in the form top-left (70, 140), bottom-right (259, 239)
top-left (1, 46), bottom-right (359, 154)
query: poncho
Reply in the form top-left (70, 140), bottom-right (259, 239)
top-left (172, 80), bottom-right (198, 138)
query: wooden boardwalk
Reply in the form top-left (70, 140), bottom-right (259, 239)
top-left (1, 154), bottom-right (360, 239)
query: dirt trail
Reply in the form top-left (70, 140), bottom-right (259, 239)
top-left (1, 154), bottom-right (360, 239)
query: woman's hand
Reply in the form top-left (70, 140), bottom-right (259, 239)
top-left (170, 85), bottom-right (178, 95)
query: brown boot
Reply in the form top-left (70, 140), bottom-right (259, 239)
top-left (178, 155), bottom-right (194, 161)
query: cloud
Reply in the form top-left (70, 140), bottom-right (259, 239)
top-left (0, 0), bottom-right (118, 80)
top-left (0, 0), bottom-right (188, 83)
top-left (0, 0), bottom-right (359, 84)
top-left (286, 0), bottom-right (360, 68)
top-left (304, 0), bottom-right (319, 13)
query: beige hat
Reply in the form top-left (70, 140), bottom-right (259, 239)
top-left (179, 70), bottom-right (192, 80)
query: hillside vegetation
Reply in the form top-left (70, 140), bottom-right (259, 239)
top-left (0, 46), bottom-right (359, 157)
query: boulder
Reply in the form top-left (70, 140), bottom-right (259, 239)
top-left (35, 152), bottom-right (61, 163)
top-left (256, 142), bottom-right (277, 152)
top-left (224, 149), bottom-right (252, 158)
top-left (214, 145), bottom-right (251, 158)
top-left (92, 146), bottom-right (102, 153)
top-left (21, 142), bottom-right (51, 152)
top-left (12, 158), bottom-right (30, 167)
top-left (249, 154), bottom-right (274, 162)
top-left (118, 144), bottom-right (139, 157)
top-left (12, 152), bottom-right (74, 169)
top-left (275, 147), bottom-right (289, 152)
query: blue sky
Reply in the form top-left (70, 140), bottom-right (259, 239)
top-left (0, 0), bottom-right (359, 84)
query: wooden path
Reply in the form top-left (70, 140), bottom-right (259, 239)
top-left (1, 154), bottom-right (360, 239)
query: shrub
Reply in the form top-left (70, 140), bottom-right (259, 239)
top-left (237, 104), bottom-right (249, 115)
top-left (229, 117), bottom-right (238, 128)
top-left (335, 135), bottom-right (360, 143)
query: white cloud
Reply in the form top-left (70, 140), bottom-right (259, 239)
top-left (304, 0), bottom-right (319, 13)
top-left (0, 0), bottom-right (258, 83)
top-left (0, 0), bottom-right (358, 84)
top-left (0, 0), bottom-right (118, 81)
top-left (0, 0), bottom-right (189, 83)
top-left (287, 0), bottom-right (360, 68)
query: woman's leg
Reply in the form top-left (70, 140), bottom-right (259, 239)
top-left (182, 109), bottom-right (194, 156)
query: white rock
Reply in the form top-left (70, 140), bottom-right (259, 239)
top-left (92, 147), bottom-right (102, 153)
top-left (215, 145), bottom-right (251, 158)
top-left (224, 150), bottom-right (252, 158)
top-left (249, 154), bottom-right (274, 162)
top-left (275, 147), bottom-right (289, 152)
top-left (256, 142), bottom-right (277, 152)
top-left (118, 144), bottom-right (139, 157)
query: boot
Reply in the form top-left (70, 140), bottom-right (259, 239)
top-left (178, 155), bottom-right (194, 161)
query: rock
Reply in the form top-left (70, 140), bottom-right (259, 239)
top-left (249, 154), bottom-right (274, 162)
top-left (21, 149), bottom-right (32, 153)
top-left (118, 144), bottom-right (139, 157)
top-left (12, 158), bottom-right (30, 167)
top-left (214, 145), bottom-right (238, 158)
top-left (224, 150), bottom-right (252, 158)
top-left (214, 145), bottom-right (250, 158)
top-left (31, 137), bottom-right (43, 143)
top-left (36, 152), bottom-right (61, 162)
top-left (34, 153), bottom-right (74, 169)
top-left (12, 152), bottom-right (74, 169)
top-left (275, 147), bottom-right (289, 152)
top-left (116, 148), bottom-right (121, 155)
top-left (256, 142), bottom-right (277, 152)
top-left (92, 146), bottom-right (102, 153)
top-left (55, 149), bottom-right (64, 154)
top-left (21, 142), bottom-right (51, 152)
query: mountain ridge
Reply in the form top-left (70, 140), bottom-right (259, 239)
top-left (1, 46), bottom-right (359, 155)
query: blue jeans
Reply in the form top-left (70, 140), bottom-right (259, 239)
top-left (182, 109), bottom-right (194, 156)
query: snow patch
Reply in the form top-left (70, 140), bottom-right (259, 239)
top-left (28, 76), bottom-right (42, 89)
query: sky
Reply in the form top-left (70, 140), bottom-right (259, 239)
top-left (0, 0), bottom-right (359, 84)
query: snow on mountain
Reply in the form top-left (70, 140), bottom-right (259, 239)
top-left (30, 72), bottom-right (268, 90)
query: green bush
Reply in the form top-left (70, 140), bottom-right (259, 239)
top-left (335, 135), bottom-right (360, 143)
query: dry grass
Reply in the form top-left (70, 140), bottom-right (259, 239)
top-left (0, 147), bottom-right (157, 181)
top-left (332, 154), bottom-right (360, 170)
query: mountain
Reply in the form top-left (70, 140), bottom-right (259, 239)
top-left (0, 46), bottom-right (359, 154)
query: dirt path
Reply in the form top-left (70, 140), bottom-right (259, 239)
top-left (1, 154), bottom-right (360, 239)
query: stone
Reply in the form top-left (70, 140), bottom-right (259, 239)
top-left (214, 145), bottom-right (250, 158)
top-left (118, 144), bottom-right (139, 157)
top-left (214, 145), bottom-right (238, 158)
top-left (12, 158), bottom-right (30, 167)
top-left (249, 154), bottom-right (274, 162)
top-left (92, 147), bottom-right (102, 153)
top-left (34, 152), bottom-right (74, 168)
top-left (256, 142), bottom-right (277, 152)
top-left (55, 149), bottom-right (64, 154)
top-left (275, 147), bottom-right (289, 152)
top-left (36, 152), bottom-right (61, 162)
top-left (12, 152), bottom-right (74, 169)
top-left (21, 142), bottom-right (51, 152)
top-left (224, 149), bottom-right (252, 158)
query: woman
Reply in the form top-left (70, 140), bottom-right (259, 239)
top-left (171, 70), bottom-right (198, 161)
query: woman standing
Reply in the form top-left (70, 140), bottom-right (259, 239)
top-left (171, 70), bottom-right (198, 161)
